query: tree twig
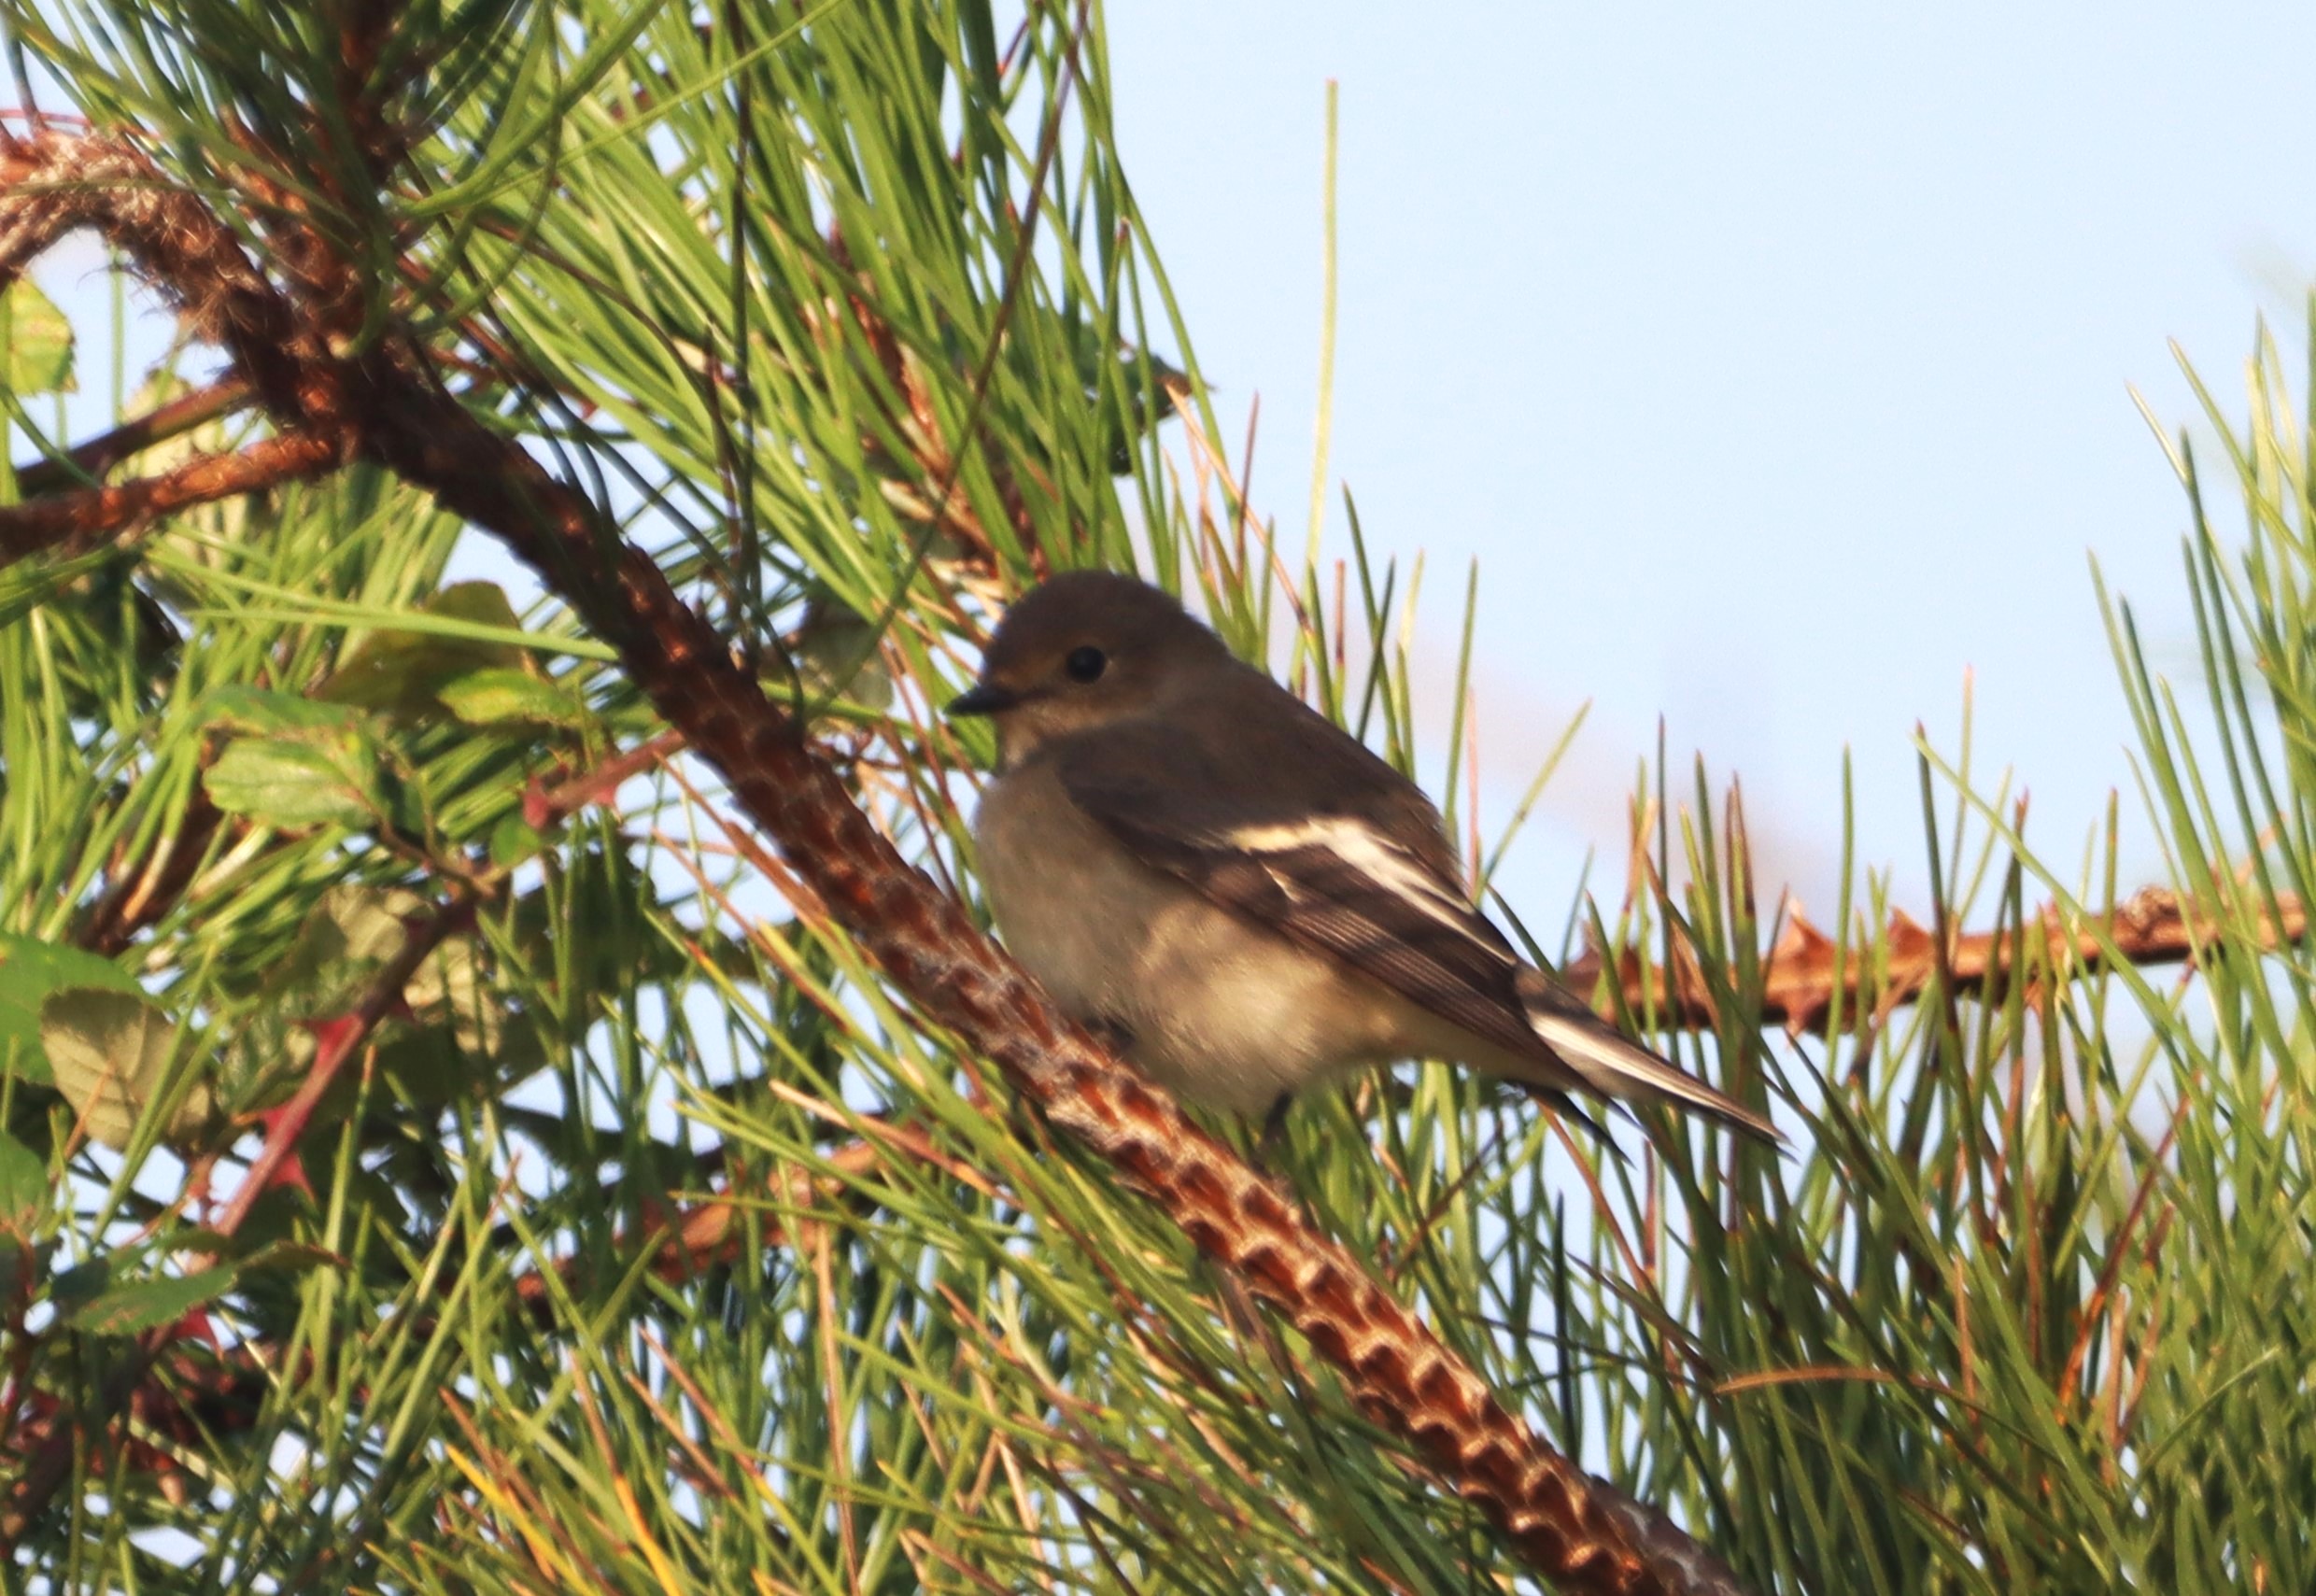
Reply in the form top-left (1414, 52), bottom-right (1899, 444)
top-left (0, 429), bottom-right (339, 564)
top-left (11, 376), bottom-right (255, 499)
top-left (1564, 884), bottom-right (2308, 1038)
top-left (73, 783), bottom-right (227, 956)
top-left (213, 888), bottom-right (477, 1236)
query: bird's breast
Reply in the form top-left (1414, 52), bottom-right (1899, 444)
top-left (973, 763), bottom-right (1172, 1024)
top-left (972, 764), bottom-right (1408, 1115)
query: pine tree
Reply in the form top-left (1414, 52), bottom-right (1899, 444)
top-left (0, 4), bottom-right (2306, 1590)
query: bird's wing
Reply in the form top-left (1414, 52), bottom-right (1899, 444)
top-left (1054, 718), bottom-right (1779, 1143)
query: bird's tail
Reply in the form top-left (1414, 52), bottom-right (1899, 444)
top-left (1515, 968), bottom-right (1783, 1145)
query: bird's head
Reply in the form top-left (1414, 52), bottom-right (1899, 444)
top-left (946, 571), bottom-right (1229, 769)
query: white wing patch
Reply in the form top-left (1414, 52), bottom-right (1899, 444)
top-left (1221, 817), bottom-right (1495, 947)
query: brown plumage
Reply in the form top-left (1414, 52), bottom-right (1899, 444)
top-left (952, 570), bottom-right (1779, 1143)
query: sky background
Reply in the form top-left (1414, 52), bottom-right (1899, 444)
top-left (20, 3), bottom-right (2316, 941)
top-left (1101, 0), bottom-right (2316, 929)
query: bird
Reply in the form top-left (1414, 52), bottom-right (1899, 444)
top-left (947, 570), bottom-right (1778, 1145)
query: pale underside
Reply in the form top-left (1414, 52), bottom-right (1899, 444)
top-left (974, 758), bottom-right (1582, 1117)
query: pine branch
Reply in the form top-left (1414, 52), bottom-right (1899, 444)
top-left (1565, 884), bottom-right (2306, 1037)
top-left (346, 293), bottom-right (1740, 1596)
top-left (10, 375), bottom-right (254, 498)
top-left (0, 428), bottom-right (339, 561)
top-left (0, 132), bottom-right (1746, 1595)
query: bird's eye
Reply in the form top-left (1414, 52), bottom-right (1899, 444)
top-left (1065, 645), bottom-right (1108, 684)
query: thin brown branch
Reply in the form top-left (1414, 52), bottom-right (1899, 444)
top-left (73, 782), bottom-right (228, 956)
top-left (1564, 884), bottom-right (2309, 1038)
top-left (214, 888), bottom-right (477, 1236)
top-left (0, 134), bottom-right (331, 420)
top-left (520, 727), bottom-right (685, 830)
top-left (12, 376), bottom-right (256, 499)
top-left (0, 428), bottom-right (339, 563)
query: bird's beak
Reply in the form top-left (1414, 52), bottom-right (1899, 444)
top-left (945, 683), bottom-right (1019, 718)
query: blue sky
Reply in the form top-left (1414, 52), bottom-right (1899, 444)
top-left (21, 4), bottom-right (2316, 937)
top-left (1103, 1), bottom-right (2316, 924)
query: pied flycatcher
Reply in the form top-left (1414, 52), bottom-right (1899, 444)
top-left (948, 570), bottom-right (1777, 1143)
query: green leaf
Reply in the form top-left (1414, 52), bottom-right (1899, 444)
top-left (0, 1130), bottom-right (48, 1236)
top-left (268, 885), bottom-right (422, 1013)
top-left (373, 1029), bottom-right (471, 1108)
top-left (403, 934), bottom-right (501, 1054)
top-left (152, 1236), bottom-right (344, 1278)
top-left (313, 581), bottom-right (534, 713)
top-left (0, 934), bottom-right (143, 1087)
top-left (438, 666), bottom-right (591, 727)
top-left (250, 885), bottom-right (515, 1106)
top-left (201, 684), bottom-right (374, 737)
top-left (66, 1265), bottom-right (235, 1337)
top-left (233, 1240), bottom-right (346, 1276)
top-left (40, 988), bottom-right (213, 1152)
top-left (201, 684), bottom-right (391, 829)
top-left (0, 279), bottom-right (76, 395)
top-left (205, 732), bottom-right (384, 828)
